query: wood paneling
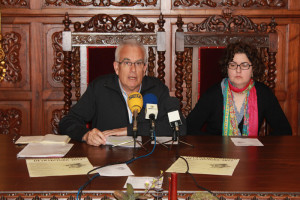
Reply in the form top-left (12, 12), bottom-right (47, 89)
top-left (1, 0), bottom-right (300, 135)
top-left (1, 24), bottom-right (30, 90)
top-left (286, 24), bottom-right (300, 135)
top-left (0, 101), bottom-right (30, 135)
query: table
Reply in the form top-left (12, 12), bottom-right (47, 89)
top-left (1, 134), bottom-right (300, 199)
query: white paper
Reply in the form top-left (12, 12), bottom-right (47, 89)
top-left (106, 136), bottom-right (142, 148)
top-left (15, 134), bottom-right (70, 144)
top-left (124, 176), bottom-right (163, 189)
top-left (231, 138), bottom-right (264, 146)
top-left (17, 143), bottom-right (73, 158)
top-left (96, 164), bottom-right (134, 177)
top-left (151, 137), bottom-right (178, 145)
top-left (15, 136), bottom-right (44, 144)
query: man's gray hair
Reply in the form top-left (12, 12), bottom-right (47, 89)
top-left (115, 39), bottom-right (147, 63)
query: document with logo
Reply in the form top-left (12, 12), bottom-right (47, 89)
top-left (166, 156), bottom-right (239, 176)
top-left (26, 157), bottom-right (94, 177)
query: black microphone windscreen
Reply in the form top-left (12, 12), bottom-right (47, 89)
top-left (164, 97), bottom-right (180, 112)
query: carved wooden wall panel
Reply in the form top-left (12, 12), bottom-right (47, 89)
top-left (43, 0), bottom-right (160, 8)
top-left (173, 0), bottom-right (287, 9)
top-left (274, 24), bottom-right (288, 102)
top-left (0, 0), bottom-right (29, 8)
top-left (1, 0), bottom-right (300, 136)
top-left (0, 102), bottom-right (30, 136)
top-left (0, 25), bottom-right (30, 90)
top-left (44, 102), bottom-right (65, 135)
top-left (45, 26), bottom-right (65, 89)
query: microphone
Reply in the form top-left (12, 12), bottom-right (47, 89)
top-left (128, 92), bottom-right (143, 137)
top-left (143, 93), bottom-right (158, 140)
top-left (143, 93), bottom-right (158, 120)
top-left (165, 97), bottom-right (182, 141)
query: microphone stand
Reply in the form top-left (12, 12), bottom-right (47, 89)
top-left (142, 116), bottom-right (169, 149)
top-left (132, 111), bottom-right (147, 158)
top-left (164, 121), bottom-right (194, 150)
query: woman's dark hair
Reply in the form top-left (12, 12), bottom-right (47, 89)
top-left (219, 42), bottom-right (266, 81)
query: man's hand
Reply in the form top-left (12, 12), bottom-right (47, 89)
top-left (103, 127), bottom-right (127, 137)
top-left (82, 128), bottom-right (107, 146)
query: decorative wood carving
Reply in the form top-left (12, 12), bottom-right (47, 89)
top-left (175, 15), bottom-right (184, 109)
top-left (73, 47), bottom-right (81, 101)
top-left (73, 14), bottom-right (155, 33)
top-left (175, 51), bottom-right (184, 109)
top-left (1, 191), bottom-right (299, 200)
top-left (183, 48), bottom-right (192, 117)
top-left (147, 47), bottom-right (155, 77)
top-left (62, 14), bottom-right (73, 113)
top-left (157, 51), bottom-right (165, 84)
top-left (173, 0), bottom-right (286, 8)
top-left (51, 31), bottom-right (80, 87)
top-left (0, 0), bottom-right (28, 7)
top-left (52, 31), bottom-right (64, 83)
top-left (0, 108), bottom-right (22, 135)
top-left (51, 109), bottom-right (66, 134)
top-left (243, 0), bottom-right (285, 7)
top-left (2, 32), bottom-right (22, 83)
top-left (72, 34), bottom-right (157, 46)
top-left (157, 13), bottom-right (165, 32)
top-left (221, 0), bottom-right (239, 6)
top-left (184, 35), bottom-right (269, 47)
top-left (0, 34), bottom-right (6, 82)
top-left (45, 0), bottom-right (158, 7)
top-left (187, 15), bottom-right (268, 33)
top-left (157, 13), bottom-right (166, 83)
top-left (259, 47), bottom-right (268, 83)
top-left (267, 51), bottom-right (276, 91)
top-left (174, 0), bottom-right (217, 7)
top-left (63, 50), bottom-right (72, 113)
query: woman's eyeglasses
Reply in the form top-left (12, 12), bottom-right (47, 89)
top-left (228, 62), bottom-right (252, 70)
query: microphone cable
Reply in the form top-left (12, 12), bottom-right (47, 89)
top-left (178, 156), bottom-right (220, 200)
top-left (76, 131), bottom-right (157, 200)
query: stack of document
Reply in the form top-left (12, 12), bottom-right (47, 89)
top-left (15, 134), bottom-right (71, 144)
top-left (17, 143), bottom-right (73, 158)
top-left (16, 134), bottom-right (73, 158)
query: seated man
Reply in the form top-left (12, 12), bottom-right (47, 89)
top-left (59, 40), bottom-right (186, 146)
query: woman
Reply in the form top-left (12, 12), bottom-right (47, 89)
top-left (187, 42), bottom-right (292, 136)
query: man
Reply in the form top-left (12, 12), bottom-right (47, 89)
top-left (59, 40), bottom-right (186, 146)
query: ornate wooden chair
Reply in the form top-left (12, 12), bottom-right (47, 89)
top-left (51, 13), bottom-right (166, 134)
top-left (174, 10), bottom-right (278, 135)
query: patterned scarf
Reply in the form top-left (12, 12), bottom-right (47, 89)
top-left (222, 78), bottom-right (258, 136)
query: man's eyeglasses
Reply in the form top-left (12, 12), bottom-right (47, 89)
top-left (118, 60), bottom-right (145, 68)
top-left (228, 62), bottom-right (252, 70)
